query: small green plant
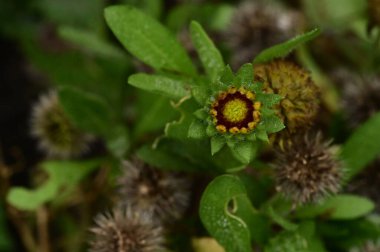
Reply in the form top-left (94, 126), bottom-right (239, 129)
top-left (3, 1), bottom-right (380, 252)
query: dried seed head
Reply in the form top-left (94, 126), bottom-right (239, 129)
top-left (89, 207), bottom-right (165, 252)
top-left (274, 132), bottom-right (342, 204)
top-left (347, 158), bottom-right (380, 212)
top-left (226, 1), bottom-right (304, 69)
top-left (350, 240), bottom-right (380, 252)
top-left (254, 60), bottom-right (320, 134)
top-left (30, 91), bottom-right (93, 158)
top-left (332, 69), bottom-right (380, 128)
top-left (368, 0), bottom-right (380, 30)
top-left (210, 87), bottom-right (261, 134)
top-left (117, 158), bottom-right (191, 223)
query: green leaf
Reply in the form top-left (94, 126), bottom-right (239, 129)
top-left (188, 120), bottom-right (207, 139)
top-left (128, 73), bottom-right (190, 100)
top-left (104, 125), bottom-right (129, 158)
top-left (137, 145), bottom-right (199, 172)
top-left (190, 21), bottom-right (224, 81)
top-left (199, 175), bottom-right (252, 252)
top-left (303, 0), bottom-right (366, 29)
top-left (211, 136), bottom-right (226, 155)
top-left (165, 99), bottom-right (198, 140)
top-left (235, 63), bottom-right (254, 87)
top-left (253, 28), bottom-right (321, 64)
top-left (220, 65), bottom-right (234, 86)
top-left (58, 86), bottom-right (113, 135)
top-left (104, 5), bottom-right (196, 75)
top-left (230, 141), bottom-right (257, 164)
top-left (263, 115), bottom-right (285, 134)
top-left (58, 26), bottom-right (126, 60)
top-left (7, 159), bottom-right (101, 211)
top-left (295, 194), bottom-right (375, 220)
top-left (193, 108), bottom-right (208, 120)
top-left (256, 93), bottom-right (283, 107)
top-left (267, 206), bottom-right (298, 231)
top-left (341, 112), bottom-right (380, 180)
top-left (265, 231), bottom-right (308, 252)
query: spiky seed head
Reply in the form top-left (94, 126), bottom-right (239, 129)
top-left (226, 1), bottom-right (304, 69)
top-left (89, 207), bottom-right (165, 252)
top-left (274, 132), bottom-right (342, 204)
top-left (332, 69), bottom-right (380, 128)
top-left (30, 91), bottom-right (93, 158)
top-left (254, 60), bottom-right (320, 135)
top-left (346, 158), bottom-right (380, 212)
top-left (368, 0), bottom-right (380, 30)
top-left (117, 158), bottom-right (191, 223)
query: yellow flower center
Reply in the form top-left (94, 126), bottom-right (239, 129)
top-left (210, 86), bottom-right (262, 134)
top-left (222, 99), bottom-right (248, 123)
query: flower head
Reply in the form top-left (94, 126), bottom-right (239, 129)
top-left (189, 64), bottom-right (284, 161)
top-left (274, 132), bottom-right (342, 204)
top-left (254, 60), bottom-right (320, 134)
top-left (30, 91), bottom-right (93, 158)
top-left (117, 158), bottom-right (191, 223)
top-left (89, 207), bottom-right (165, 252)
top-left (210, 87), bottom-right (261, 134)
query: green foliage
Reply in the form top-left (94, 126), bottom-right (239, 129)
top-left (264, 231), bottom-right (308, 252)
top-left (302, 0), bottom-right (367, 29)
top-left (7, 159), bottom-right (102, 211)
top-left (104, 5), bottom-right (196, 75)
top-left (58, 26), bottom-right (126, 60)
top-left (199, 175), bottom-right (253, 252)
top-left (341, 112), bottom-right (380, 180)
top-left (0, 203), bottom-right (13, 251)
top-left (295, 194), bottom-right (375, 220)
top-left (128, 73), bottom-right (191, 100)
top-left (190, 21), bottom-right (225, 82)
top-left (59, 87), bottom-right (130, 158)
top-left (253, 28), bottom-right (321, 64)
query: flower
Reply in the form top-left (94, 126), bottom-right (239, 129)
top-left (189, 63), bottom-right (284, 160)
top-left (117, 158), bottom-right (191, 223)
top-left (274, 132), bottom-right (342, 204)
top-left (254, 60), bottom-right (320, 134)
top-left (226, 1), bottom-right (304, 69)
top-left (332, 69), bottom-right (380, 128)
top-left (89, 207), bottom-right (165, 252)
top-left (30, 91), bottom-right (93, 158)
top-left (210, 86), bottom-right (261, 134)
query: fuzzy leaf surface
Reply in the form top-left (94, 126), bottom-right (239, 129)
top-left (253, 28), bottom-right (321, 64)
top-left (104, 5), bottom-right (195, 75)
